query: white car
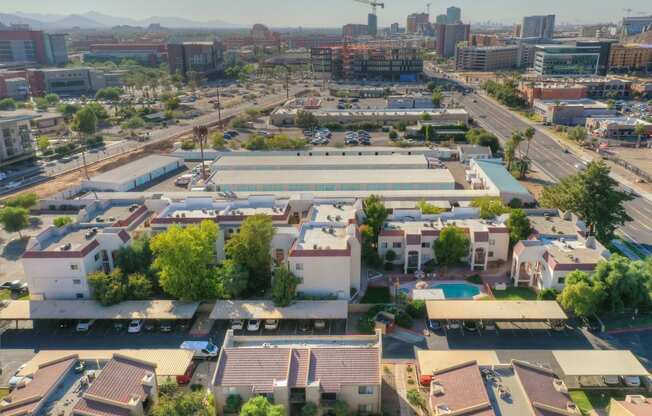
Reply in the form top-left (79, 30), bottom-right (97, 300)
top-left (603, 375), bottom-right (620, 386)
top-left (264, 320), bottom-right (279, 330)
top-left (314, 320), bottom-right (326, 330)
top-left (247, 319), bottom-right (261, 332)
top-left (622, 376), bottom-right (641, 387)
top-left (76, 319), bottom-right (96, 332)
top-left (230, 319), bottom-right (244, 330)
top-left (128, 319), bottom-right (144, 333)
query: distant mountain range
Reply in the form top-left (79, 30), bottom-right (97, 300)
top-left (0, 11), bottom-right (244, 29)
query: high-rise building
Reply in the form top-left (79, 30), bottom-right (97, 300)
top-left (0, 26), bottom-right (68, 65)
top-left (621, 16), bottom-right (652, 37)
top-left (167, 40), bottom-right (224, 79)
top-left (434, 23), bottom-right (470, 58)
top-left (406, 13), bottom-right (430, 33)
top-left (436, 14), bottom-right (448, 24)
top-left (446, 6), bottom-right (462, 24)
top-left (533, 45), bottom-right (601, 76)
top-left (520, 15), bottom-right (556, 39)
top-left (390, 23), bottom-right (401, 34)
top-left (342, 24), bottom-right (369, 39)
top-left (368, 14), bottom-right (378, 37)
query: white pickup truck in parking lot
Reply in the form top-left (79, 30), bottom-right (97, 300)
top-left (180, 340), bottom-right (219, 360)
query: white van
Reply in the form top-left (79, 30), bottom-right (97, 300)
top-left (180, 341), bottom-right (219, 360)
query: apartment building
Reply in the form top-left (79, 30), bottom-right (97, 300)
top-left (586, 116), bottom-right (652, 139)
top-left (406, 13), bottom-right (430, 33)
top-left (609, 44), bottom-right (652, 73)
top-left (511, 210), bottom-right (610, 291)
top-left (167, 40), bottom-right (224, 79)
top-left (378, 208), bottom-right (509, 273)
top-left (434, 23), bottom-right (470, 58)
top-left (520, 15), bottom-right (556, 40)
top-left (21, 202), bottom-right (148, 300)
top-left (0, 113), bottom-right (35, 167)
top-left (342, 24), bottom-right (369, 39)
top-left (213, 331), bottom-right (382, 416)
top-left (533, 45), bottom-right (601, 76)
top-left (518, 82), bottom-right (588, 106)
top-left (455, 45), bottom-right (519, 71)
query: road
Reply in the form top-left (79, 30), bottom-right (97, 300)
top-left (1, 87), bottom-right (300, 194)
top-left (456, 91), bottom-right (652, 253)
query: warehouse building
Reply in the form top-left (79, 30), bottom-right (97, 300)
top-left (82, 155), bottom-right (184, 192)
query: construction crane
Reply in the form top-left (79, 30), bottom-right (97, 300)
top-left (426, 3), bottom-right (431, 15)
top-left (353, 0), bottom-right (385, 16)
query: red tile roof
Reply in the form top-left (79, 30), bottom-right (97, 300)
top-left (406, 234), bottom-right (421, 245)
top-left (215, 346), bottom-right (380, 393)
top-left (428, 361), bottom-right (495, 416)
top-left (73, 398), bottom-right (131, 416)
top-left (379, 229), bottom-right (404, 237)
top-left (513, 361), bottom-right (571, 416)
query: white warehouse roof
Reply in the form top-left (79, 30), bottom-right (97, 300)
top-left (215, 154), bottom-right (429, 170)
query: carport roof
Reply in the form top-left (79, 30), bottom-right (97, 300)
top-left (210, 300), bottom-right (348, 320)
top-left (416, 350), bottom-right (501, 375)
top-left (0, 300), bottom-right (199, 320)
top-left (18, 349), bottom-right (194, 379)
top-left (552, 350), bottom-right (648, 376)
top-left (425, 300), bottom-right (567, 321)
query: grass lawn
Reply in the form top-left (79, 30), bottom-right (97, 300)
top-left (492, 287), bottom-right (537, 300)
top-left (571, 390), bottom-right (629, 415)
top-left (0, 387), bottom-right (9, 400)
top-left (0, 289), bottom-right (29, 300)
top-left (360, 287), bottom-right (391, 304)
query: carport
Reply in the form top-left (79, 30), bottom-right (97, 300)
top-left (209, 300), bottom-right (348, 334)
top-left (552, 350), bottom-right (649, 389)
top-left (416, 349), bottom-right (501, 375)
top-left (425, 300), bottom-right (568, 333)
top-left (0, 300), bottom-right (199, 321)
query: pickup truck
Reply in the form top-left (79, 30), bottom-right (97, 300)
top-left (180, 341), bottom-right (219, 360)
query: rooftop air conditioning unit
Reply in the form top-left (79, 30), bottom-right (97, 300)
top-left (431, 381), bottom-right (445, 396)
top-left (553, 379), bottom-right (568, 393)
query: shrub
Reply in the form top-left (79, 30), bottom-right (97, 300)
top-left (395, 311), bottom-right (413, 328)
top-left (389, 130), bottom-right (398, 139)
top-left (53, 216), bottom-right (73, 228)
top-left (180, 139), bottom-right (195, 150)
top-left (357, 316), bottom-right (375, 334)
top-left (406, 300), bottom-right (426, 319)
top-left (406, 389), bottom-right (425, 409)
top-left (466, 274), bottom-right (483, 284)
top-left (301, 402), bottom-right (319, 416)
top-left (224, 394), bottom-right (242, 414)
top-left (537, 288), bottom-right (559, 300)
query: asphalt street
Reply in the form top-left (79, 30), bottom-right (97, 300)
top-left (457, 91), bottom-right (652, 253)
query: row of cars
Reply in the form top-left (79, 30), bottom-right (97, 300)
top-left (345, 130), bottom-right (372, 146)
top-left (230, 319), bottom-right (327, 332)
top-left (304, 128), bottom-right (332, 145)
top-left (63, 319), bottom-right (181, 333)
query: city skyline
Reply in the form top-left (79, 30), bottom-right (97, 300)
top-left (5, 0), bottom-right (651, 27)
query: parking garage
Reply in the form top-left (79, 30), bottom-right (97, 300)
top-left (209, 300), bottom-right (348, 335)
top-left (425, 300), bottom-right (568, 334)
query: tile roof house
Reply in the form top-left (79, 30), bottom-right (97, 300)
top-left (72, 354), bottom-right (158, 416)
top-left (609, 395), bottom-right (652, 416)
top-left (213, 332), bottom-right (381, 416)
top-left (427, 361), bottom-right (496, 416)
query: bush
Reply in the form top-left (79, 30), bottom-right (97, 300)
top-left (53, 216), bottom-right (73, 228)
top-left (407, 389), bottom-right (425, 409)
top-left (0, 98), bottom-right (17, 111)
top-left (357, 316), bottom-right (375, 334)
top-left (121, 115), bottom-right (145, 130)
top-left (406, 300), bottom-right (426, 319)
top-left (537, 288), bottom-right (559, 300)
top-left (389, 130), bottom-right (398, 139)
top-left (180, 139), bottom-right (195, 150)
top-left (395, 311), bottom-right (413, 328)
top-left (224, 394), bottom-right (242, 414)
top-left (301, 402), bottom-right (319, 416)
top-left (466, 274), bottom-right (483, 284)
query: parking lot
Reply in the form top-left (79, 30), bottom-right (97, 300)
top-left (222, 318), bottom-right (347, 336)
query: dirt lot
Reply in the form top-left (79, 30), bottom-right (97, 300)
top-left (608, 147), bottom-right (652, 178)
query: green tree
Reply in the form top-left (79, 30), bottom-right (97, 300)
top-left (164, 96), bottom-right (180, 111)
top-left (0, 98), bottom-right (17, 110)
top-left (420, 112), bottom-right (432, 121)
top-left (36, 136), bottom-right (50, 152)
top-left (211, 132), bottom-right (225, 150)
top-left (301, 402), bottom-right (319, 416)
top-left (471, 196), bottom-right (510, 219)
top-left (115, 235), bottom-right (154, 276)
top-left (57, 103), bottom-right (80, 117)
top-left (434, 225), bottom-right (470, 272)
top-left (567, 126), bottom-right (587, 144)
top-left (465, 128), bottom-right (500, 154)
top-left (53, 216), bottom-right (73, 228)
top-left (634, 122), bottom-right (647, 149)
top-left (225, 214), bottom-right (275, 293)
top-left (4, 192), bottom-right (38, 209)
top-left (150, 390), bottom-right (213, 416)
top-left (592, 254), bottom-right (650, 312)
top-left (44, 93), bottom-right (59, 105)
top-left (245, 108), bottom-right (261, 120)
top-left (540, 161), bottom-right (632, 242)
top-left (296, 111), bottom-right (319, 129)
top-left (406, 389), bottom-right (426, 410)
top-left (127, 273), bottom-right (153, 300)
top-left (240, 396), bottom-right (284, 416)
top-left (85, 102), bottom-right (109, 121)
top-left (88, 269), bottom-right (126, 306)
top-left (505, 208), bottom-right (532, 245)
top-left (431, 88), bottom-right (444, 107)
top-left (333, 400), bottom-right (350, 416)
top-left (151, 220), bottom-right (221, 301)
top-left (71, 106), bottom-right (98, 137)
top-left (523, 127), bottom-right (535, 158)
top-left (271, 267), bottom-right (300, 307)
top-left (225, 394), bottom-right (243, 414)
top-left (504, 139), bottom-right (516, 171)
top-left (95, 87), bottom-right (122, 101)
top-left (363, 195), bottom-right (388, 244)
top-left (121, 115), bottom-right (145, 129)
top-left (0, 206), bottom-right (30, 238)
top-left (537, 288), bottom-right (559, 300)
top-left (35, 97), bottom-right (49, 111)
top-left (558, 270), bottom-right (605, 317)
top-left (417, 199), bottom-right (443, 214)
top-left (218, 259), bottom-right (249, 299)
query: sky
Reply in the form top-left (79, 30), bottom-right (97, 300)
top-left (7, 0), bottom-right (651, 26)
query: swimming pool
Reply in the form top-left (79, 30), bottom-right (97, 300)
top-left (432, 283), bottom-right (480, 299)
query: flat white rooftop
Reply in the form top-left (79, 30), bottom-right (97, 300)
top-left (297, 224), bottom-right (349, 250)
top-left (215, 154), bottom-right (429, 170)
top-left (310, 203), bottom-right (357, 224)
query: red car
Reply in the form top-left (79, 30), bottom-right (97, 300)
top-left (176, 361), bottom-right (198, 385)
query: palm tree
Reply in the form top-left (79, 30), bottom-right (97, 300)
top-left (505, 140), bottom-right (516, 172)
top-left (511, 131), bottom-right (524, 158)
top-left (634, 122), bottom-right (647, 149)
top-left (523, 127), bottom-right (535, 159)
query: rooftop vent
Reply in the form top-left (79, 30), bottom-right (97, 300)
top-left (431, 380), bottom-right (445, 396)
top-left (553, 379), bottom-right (568, 393)
top-left (60, 242), bottom-right (72, 251)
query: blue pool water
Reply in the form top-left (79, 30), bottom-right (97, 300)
top-left (433, 283), bottom-right (480, 299)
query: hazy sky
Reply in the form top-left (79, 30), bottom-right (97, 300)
top-left (8, 0), bottom-right (650, 26)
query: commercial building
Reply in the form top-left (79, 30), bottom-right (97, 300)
top-left (609, 43), bottom-right (652, 73)
top-left (0, 26), bottom-right (68, 65)
top-left (167, 40), bottom-right (224, 79)
top-left (520, 15), bottom-right (556, 39)
top-left (213, 331), bottom-right (382, 416)
top-left (82, 155), bottom-right (184, 192)
top-left (455, 45), bottom-right (519, 71)
top-left (533, 45), bottom-right (601, 76)
top-left (85, 42), bottom-right (167, 65)
top-left (518, 82), bottom-right (588, 106)
top-left (342, 24), bottom-right (369, 39)
top-left (621, 16), bottom-right (652, 37)
top-left (0, 113), bottom-right (35, 167)
top-left (26, 67), bottom-right (117, 96)
top-left (471, 34), bottom-right (502, 47)
top-left (468, 159), bottom-right (535, 204)
top-left (511, 210), bottom-right (610, 290)
top-left (457, 144), bottom-right (492, 162)
top-left (0, 69), bottom-right (28, 99)
top-left (379, 208), bottom-right (509, 272)
top-left (406, 13), bottom-right (430, 33)
top-left (585, 116), bottom-right (652, 140)
top-left (310, 45), bottom-right (423, 81)
top-left (434, 23), bottom-right (470, 58)
top-left (446, 6), bottom-right (461, 24)
top-left (533, 98), bottom-right (617, 125)
top-left (576, 39), bottom-right (616, 76)
top-left (387, 94), bottom-right (434, 109)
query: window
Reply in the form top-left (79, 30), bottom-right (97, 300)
top-left (76, 293), bottom-right (84, 299)
top-left (421, 242), bottom-right (430, 248)
top-left (70, 264), bottom-right (79, 271)
top-left (392, 242), bottom-right (402, 248)
top-left (295, 263), bottom-right (303, 271)
top-left (359, 404), bottom-right (372, 414)
top-left (380, 242), bottom-right (388, 249)
top-left (73, 279), bottom-right (81, 285)
top-left (489, 239), bottom-right (495, 246)
top-left (488, 251), bottom-right (494, 257)
top-left (94, 253), bottom-right (100, 262)
top-left (321, 392), bottom-right (337, 401)
top-left (358, 386), bottom-right (374, 395)
top-left (558, 277), bottom-right (565, 284)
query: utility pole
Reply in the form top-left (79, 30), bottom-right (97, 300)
top-left (216, 84), bottom-right (224, 131)
top-left (193, 125), bottom-right (209, 180)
